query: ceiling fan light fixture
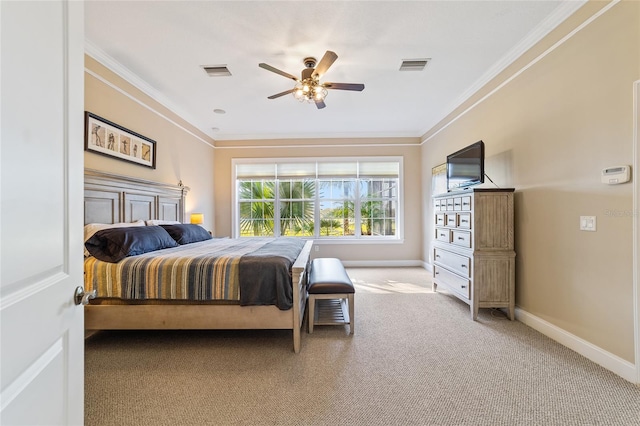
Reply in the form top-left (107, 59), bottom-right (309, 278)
top-left (260, 50), bottom-right (363, 109)
top-left (293, 80), bottom-right (327, 103)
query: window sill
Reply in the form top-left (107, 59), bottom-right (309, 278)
top-left (311, 238), bottom-right (404, 245)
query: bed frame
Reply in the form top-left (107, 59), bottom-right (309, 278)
top-left (83, 169), bottom-right (312, 353)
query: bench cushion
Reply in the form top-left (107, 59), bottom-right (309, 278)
top-left (308, 258), bottom-right (354, 294)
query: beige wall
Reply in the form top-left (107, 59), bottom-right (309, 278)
top-left (83, 0), bottom-right (638, 365)
top-left (84, 56), bottom-right (216, 231)
top-left (214, 139), bottom-right (423, 263)
top-left (422, 1), bottom-right (639, 362)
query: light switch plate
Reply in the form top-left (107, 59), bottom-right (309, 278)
top-left (580, 216), bottom-right (596, 231)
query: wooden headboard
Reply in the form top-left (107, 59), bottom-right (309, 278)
top-left (84, 169), bottom-right (189, 225)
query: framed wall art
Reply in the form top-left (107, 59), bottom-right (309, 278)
top-left (84, 112), bottom-right (156, 169)
top-left (431, 163), bottom-right (447, 196)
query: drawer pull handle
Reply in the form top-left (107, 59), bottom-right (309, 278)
top-left (461, 220), bottom-right (468, 223)
top-left (435, 255), bottom-right (440, 258)
top-left (461, 264), bottom-right (467, 268)
top-left (435, 271), bottom-right (439, 275)
top-left (461, 285), bottom-right (467, 289)
top-left (463, 202), bottom-right (470, 205)
top-left (458, 237), bottom-right (464, 240)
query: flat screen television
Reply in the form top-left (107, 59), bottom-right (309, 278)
top-left (446, 140), bottom-right (485, 191)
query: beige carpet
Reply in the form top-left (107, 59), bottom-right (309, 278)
top-left (85, 267), bottom-right (640, 425)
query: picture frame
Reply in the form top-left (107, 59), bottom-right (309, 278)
top-left (432, 163), bottom-right (447, 196)
top-left (84, 112), bottom-right (156, 169)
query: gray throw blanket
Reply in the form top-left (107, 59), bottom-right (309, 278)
top-left (238, 238), bottom-right (307, 310)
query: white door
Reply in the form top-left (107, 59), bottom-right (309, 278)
top-left (635, 80), bottom-right (640, 385)
top-left (1, 1), bottom-right (85, 424)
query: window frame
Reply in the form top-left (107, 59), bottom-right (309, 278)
top-left (232, 156), bottom-right (404, 243)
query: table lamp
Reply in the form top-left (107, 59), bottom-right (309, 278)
top-left (190, 213), bottom-right (204, 225)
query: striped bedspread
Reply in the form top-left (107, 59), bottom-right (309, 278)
top-left (84, 237), bottom-right (306, 309)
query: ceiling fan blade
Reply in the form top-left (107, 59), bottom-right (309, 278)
top-left (267, 88), bottom-right (296, 99)
top-left (315, 99), bottom-right (326, 109)
top-left (258, 63), bottom-right (299, 82)
top-left (323, 82), bottom-right (365, 91)
top-left (312, 51), bottom-right (338, 78)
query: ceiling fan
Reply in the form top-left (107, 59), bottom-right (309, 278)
top-left (258, 50), bottom-right (365, 109)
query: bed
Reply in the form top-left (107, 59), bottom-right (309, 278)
top-left (83, 169), bottom-right (313, 353)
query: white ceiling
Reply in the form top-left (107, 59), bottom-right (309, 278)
top-left (84, 1), bottom-right (584, 142)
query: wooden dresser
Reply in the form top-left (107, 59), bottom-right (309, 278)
top-left (432, 188), bottom-right (515, 320)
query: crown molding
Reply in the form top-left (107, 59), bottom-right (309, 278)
top-left (420, 0), bottom-right (587, 137)
top-left (84, 39), bottom-right (214, 141)
top-left (421, 0), bottom-right (620, 144)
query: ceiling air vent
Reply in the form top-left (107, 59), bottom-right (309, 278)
top-left (399, 58), bottom-right (430, 71)
top-left (202, 65), bottom-right (232, 77)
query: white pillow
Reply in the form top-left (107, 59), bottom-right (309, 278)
top-left (145, 219), bottom-right (182, 226)
top-left (83, 220), bottom-right (146, 257)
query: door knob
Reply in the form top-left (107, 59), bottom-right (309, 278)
top-left (74, 287), bottom-right (96, 306)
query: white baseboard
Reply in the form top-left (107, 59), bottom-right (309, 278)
top-left (516, 308), bottom-right (638, 384)
top-left (341, 260), bottom-right (424, 268)
top-left (336, 263), bottom-right (636, 382)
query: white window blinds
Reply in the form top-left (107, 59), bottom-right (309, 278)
top-left (358, 161), bottom-right (400, 177)
top-left (236, 163), bottom-right (276, 179)
top-left (236, 159), bottom-right (399, 179)
top-left (276, 163), bottom-right (316, 178)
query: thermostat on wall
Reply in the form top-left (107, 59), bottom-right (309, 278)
top-left (601, 165), bottom-right (631, 184)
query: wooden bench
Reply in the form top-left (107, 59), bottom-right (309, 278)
top-left (307, 258), bottom-right (355, 334)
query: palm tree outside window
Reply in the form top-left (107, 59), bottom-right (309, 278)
top-left (234, 158), bottom-right (401, 240)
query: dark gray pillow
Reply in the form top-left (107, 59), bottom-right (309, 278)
top-left (160, 224), bottom-right (212, 245)
top-left (85, 225), bottom-right (178, 262)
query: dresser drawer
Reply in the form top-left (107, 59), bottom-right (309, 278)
top-left (461, 196), bottom-right (472, 211)
top-left (445, 198), bottom-right (454, 210)
top-left (435, 214), bottom-right (445, 226)
top-left (452, 230), bottom-right (472, 248)
top-left (435, 228), bottom-right (451, 242)
top-left (453, 197), bottom-right (462, 211)
top-left (433, 266), bottom-right (470, 299)
top-left (433, 248), bottom-right (471, 277)
top-left (458, 213), bottom-right (471, 229)
top-left (445, 213), bottom-right (457, 227)
top-left (434, 199), bottom-right (441, 210)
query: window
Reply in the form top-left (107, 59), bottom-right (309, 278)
top-left (318, 178), bottom-right (356, 237)
top-left (238, 179), bottom-right (275, 236)
top-left (279, 179), bottom-right (315, 237)
top-left (360, 178), bottom-right (397, 236)
top-left (233, 158), bottom-right (402, 240)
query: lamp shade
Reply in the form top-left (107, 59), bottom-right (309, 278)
top-left (190, 213), bottom-right (204, 225)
